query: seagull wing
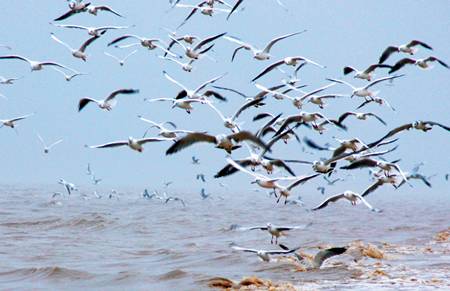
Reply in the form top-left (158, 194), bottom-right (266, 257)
top-left (326, 78), bottom-right (356, 90)
top-left (367, 123), bottom-right (413, 147)
top-left (312, 247), bottom-right (347, 268)
top-left (166, 132), bottom-right (216, 155)
top-left (89, 140), bottom-right (128, 148)
top-left (107, 35), bottom-right (142, 46)
top-left (226, 0), bottom-right (244, 20)
top-left (232, 97), bottom-right (263, 120)
top-left (340, 158), bottom-right (378, 170)
top-left (311, 193), bottom-right (346, 210)
top-left (343, 66), bottom-right (357, 75)
top-left (193, 32), bottom-right (227, 52)
top-left (286, 173), bottom-right (320, 191)
top-left (105, 88), bottom-right (139, 103)
top-left (78, 98), bottom-right (99, 111)
top-left (193, 73), bottom-right (227, 95)
top-left (364, 74), bottom-right (404, 90)
top-left (137, 138), bottom-right (170, 145)
top-left (96, 5), bottom-right (123, 17)
top-left (226, 158), bottom-right (268, 180)
top-left (228, 131), bottom-right (271, 152)
top-left (251, 59), bottom-right (285, 82)
top-left (389, 58), bottom-right (416, 74)
top-left (365, 113), bottom-right (387, 125)
top-left (361, 180), bottom-right (383, 197)
top-left (163, 70), bottom-right (188, 92)
top-left (423, 121), bottom-right (450, 131)
top-left (9, 114), bottom-right (33, 123)
top-left (79, 34), bottom-right (102, 52)
top-left (54, 10), bottom-right (77, 21)
top-left (379, 46), bottom-right (399, 64)
top-left (214, 159), bottom-right (253, 178)
top-left (50, 33), bottom-right (75, 51)
top-left (407, 40), bottom-right (432, 50)
top-left (262, 30), bottom-right (306, 54)
top-left (48, 139), bottom-right (63, 149)
top-left (424, 56), bottom-right (449, 69)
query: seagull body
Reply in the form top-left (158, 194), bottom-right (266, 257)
top-left (0, 55), bottom-right (75, 72)
top-left (343, 64), bottom-right (392, 81)
top-left (37, 133), bottom-right (63, 154)
top-left (224, 31), bottom-right (306, 61)
top-left (78, 88), bottom-right (139, 112)
top-left (52, 67), bottom-right (86, 81)
top-left (312, 190), bottom-right (381, 212)
top-left (379, 40), bottom-right (432, 63)
top-left (88, 136), bottom-right (170, 152)
top-left (146, 97), bottom-right (206, 114)
top-left (389, 56), bottom-right (449, 73)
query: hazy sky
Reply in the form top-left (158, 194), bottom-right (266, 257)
top-left (0, 1), bottom-right (449, 198)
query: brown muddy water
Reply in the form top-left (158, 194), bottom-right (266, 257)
top-left (0, 185), bottom-right (449, 290)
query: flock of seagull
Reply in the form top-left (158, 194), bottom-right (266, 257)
top-left (1, 0), bottom-right (449, 267)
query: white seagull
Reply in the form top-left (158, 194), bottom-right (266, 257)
top-left (52, 67), bottom-right (86, 81)
top-left (389, 56), bottom-right (449, 74)
top-left (312, 191), bottom-right (381, 212)
top-left (51, 24), bottom-right (131, 36)
top-left (78, 88), bottom-right (139, 112)
top-left (168, 32), bottom-right (227, 59)
top-left (88, 137), bottom-right (171, 152)
top-left (50, 32), bottom-right (104, 62)
top-left (36, 133), bottom-right (63, 154)
top-left (0, 55), bottom-right (75, 72)
top-left (327, 75), bottom-right (404, 99)
top-left (0, 113), bottom-right (33, 130)
top-left (138, 115), bottom-right (194, 139)
top-left (379, 40), bottom-right (432, 64)
top-left (104, 50), bottom-right (138, 66)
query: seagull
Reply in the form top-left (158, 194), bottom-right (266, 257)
top-left (145, 97), bottom-right (206, 114)
top-left (0, 114), bottom-right (33, 129)
top-left (88, 136), bottom-right (171, 152)
top-left (51, 32), bottom-right (104, 62)
top-left (168, 32), bottom-right (226, 59)
top-left (227, 158), bottom-right (320, 203)
top-left (162, 30), bottom-right (198, 57)
top-left (0, 55), bottom-right (75, 72)
top-left (368, 121), bottom-right (450, 147)
top-left (0, 76), bottom-right (22, 85)
top-left (158, 55), bottom-right (195, 72)
top-left (104, 50), bottom-right (138, 66)
top-left (361, 175), bottom-right (399, 197)
top-left (176, 3), bottom-right (232, 29)
top-left (280, 245), bottom-right (348, 270)
top-left (87, 5), bottom-right (123, 17)
top-left (379, 40), bottom-right (433, 64)
top-left (230, 243), bottom-right (301, 262)
top-left (91, 175), bottom-right (102, 185)
top-left (340, 158), bottom-right (409, 183)
top-left (234, 222), bottom-right (312, 244)
top-left (356, 96), bottom-right (396, 111)
top-left (389, 56), bottom-right (449, 73)
top-left (197, 174), bottom-right (206, 182)
top-left (52, 67), bottom-right (86, 81)
top-left (343, 64), bottom-right (392, 81)
top-left (336, 112), bottom-right (387, 129)
top-left (397, 172), bottom-right (434, 188)
top-left (58, 178), bottom-right (78, 195)
top-left (78, 88), bottom-right (139, 112)
top-left (252, 56), bottom-right (324, 82)
top-left (108, 35), bottom-right (176, 56)
top-left (54, 1), bottom-right (91, 21)
top-left (138, 115), bottom-right (194, 139)
top-left (165, 196), bottom-right (186, 207)
top-left (274, 111), bottom-right (334, 136)
top-left (200, 188), bottom-right (211, 199)
top-left (163, 70), bottom-right (226, 100)
top-left (326, 75), bottom-right (404, 99)
top-left (166, 131), bottom-right (270, 155)
top-left (36, 133), bottom-right (63, 154)
top-left (224, 31), bottom-right (307, 61)
top-left (51, 24), bottom-right (130, 36)
top-left (312, 191), bottom-right (381, 212)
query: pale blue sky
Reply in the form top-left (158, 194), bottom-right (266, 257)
top-left (0, 0), bottom-right (449, 197)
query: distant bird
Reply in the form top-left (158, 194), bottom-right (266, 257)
top-left (104, 50), bottom-right (138, 66)
top-left (317, 186), bottom-right (326, 195)
top-left (78, 88), bottom-right (139, 111)
top-left (36, 133), bottom-right (63, 154)
top-left (51, 24), bottom-right (130, 36)
top-left (233, 222), bottom-right (312, 244)
top-left (58, 178), bottom-right (78, 195)
top-left (54, 1), bottom-right (91, 21)
top-left (361, 175), bottom-right (399, 197)
top-left (343, 64), bottom-right (392, 81)
top-left (230, 243), bottom-right (301, 262)
top-left (0, 55), bottom-right (75, 72)
top-left (86, 4), bottom-right (123, 17)
top-left (340, 158), bottom-right (408, 183)
top-left (327, 75), bottom-right (404, 100)
top-left (166, 131), bottom-right (271, 155)
top-left (312, 191), bottom-right (381, 212)
top-left (168, 32), bottom-right (227, 60)
top-left (52, 67), bottom-right (86, 81)
top-left (91, 175), bottom-right (102, 185)
top-left (0, 114), bottom-right (33, 130)
top-left (165, 196), bottom-right (186, 207)
top-left (397, 172), bottom-right (434, 189)
top-left (379, 40), bottom-right (432, 64)
top-left (280, 245), bottom-right (348, 270)
top-left (51, 32), bottom-right (104, 61)
top-left (356, 96), bottom-right (396, 111)
top-left (192, 156), bottom-right (200, 164)
top-left (251, 56), bottom-right (324, 82)
top-left (200, 188), bottom-right (211, 199)
top-left (389, 56), bottom-right (449, 74)
top-left (196, 174), bottom-right (206, 182)
top-left (224, 31), bottom-right (307, 61)
top-left (88, 137), bottom-right (170, 152)
top-left (0, 75), bottom-right (22, 85)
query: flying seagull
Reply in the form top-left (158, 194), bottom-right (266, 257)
top-left (312, 191), bottom-right (381, 212)
top-left (78, 88), bottom-right (139, 112)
